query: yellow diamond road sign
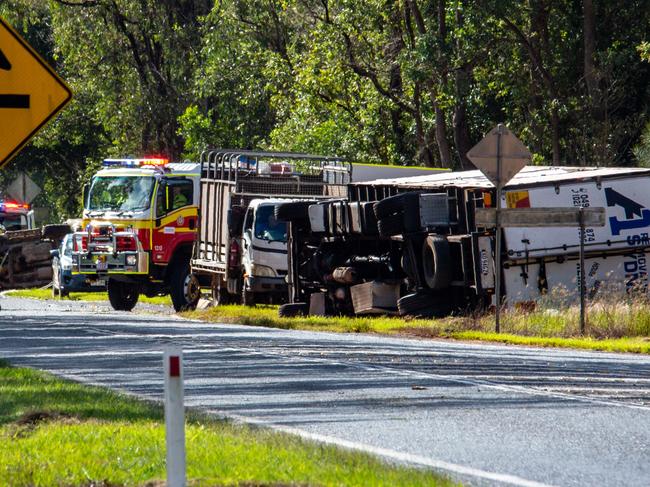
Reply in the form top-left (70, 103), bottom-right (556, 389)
top-left (0, 17), bottom-right (72, 168)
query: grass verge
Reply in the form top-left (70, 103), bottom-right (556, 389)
top-left (6, 287), bottom-right (171, 306)
top-left (0, 361), bottom-right (453, 486)
top-left (183, 304), bottom-right (650, 355)
top-left (8, 288), bottom-right (650, 354)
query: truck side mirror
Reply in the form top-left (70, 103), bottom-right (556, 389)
top-left (50, 249), bottom-right (60, 258)
top-left (159, 181), bottom-right (170, 212)
top-left (228, 205), bottom-right (245, 236)
top-left (82, 183), bottom-right (90, 208)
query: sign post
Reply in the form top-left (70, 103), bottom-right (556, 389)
top-left (467, 124), bottom-right (531, 332)
top-left (0, 17), bottom-right (72, 168)
top-left (164, 347), bottom-right (186, 487)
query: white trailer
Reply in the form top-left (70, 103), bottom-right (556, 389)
top-left (350, 165), bottom-right (650, 309)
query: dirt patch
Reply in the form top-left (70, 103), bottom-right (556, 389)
top-left (396, 326), bottom-right (442, 339)
top-left (6, 410), bottom-right (79, 439)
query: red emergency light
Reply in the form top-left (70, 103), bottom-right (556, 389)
top-left (1, 200), bottom-right (30, 211)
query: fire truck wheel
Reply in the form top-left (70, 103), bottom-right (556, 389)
top-left (422, 235), bottom-right (452, 290)
top-left (107, 280), bottom-right (139, 311)
top-left (170, 265), bottom-right (200, 312)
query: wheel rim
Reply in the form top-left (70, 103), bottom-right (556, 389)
top-left (183, 273), bottom-right (200, 304)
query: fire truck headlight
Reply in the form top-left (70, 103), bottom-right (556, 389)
top-left (126, 255), bottom-right (137, 266)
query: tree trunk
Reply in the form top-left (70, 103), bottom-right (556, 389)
top-left (453, 5), bottom-right (473, 169)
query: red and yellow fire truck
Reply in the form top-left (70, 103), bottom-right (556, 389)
top-left (71, 158), bottom-right (201, 312)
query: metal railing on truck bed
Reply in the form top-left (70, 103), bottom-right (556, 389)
top-left (193, 149), bottom-right (352, 272)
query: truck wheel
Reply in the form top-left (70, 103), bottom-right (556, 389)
top-left (242, 288), bottom-right (256, 306)
top-left (422, 235), bottom-right (452, 290)
top-left (374, 193), bottom-right (420, 219)
top-left (361, 202), bottom-right (379, 235)
top-left (378, 213), bottom-right (406, 237)
top-left (398, 291), bottom-right (451, 318)
top-left (213, 286), bottom-right (236, 306)
top-left (108, 279), bottom-right (139, 311)
top-left (278, 302), bottom-right (308, 317)
top-left (275, 201), bottom-right (315, 222)
top-left (170, 264), bottom-right (200, 312)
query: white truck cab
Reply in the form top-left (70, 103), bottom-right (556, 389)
top-left (240, 198), bottom-right (291, 304)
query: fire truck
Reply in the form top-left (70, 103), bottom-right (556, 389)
top-left (71, 158), bottom-right (201, 312)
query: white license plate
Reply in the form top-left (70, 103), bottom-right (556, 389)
top-left (96, 261), bottom-right (108, 271)
top-left (90, 279), bottom-right (106, 287)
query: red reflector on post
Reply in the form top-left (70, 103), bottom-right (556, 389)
top-left (169, 356), bottom-right (180, 377)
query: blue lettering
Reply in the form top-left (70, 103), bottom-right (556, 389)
top-left (609, 209), bottom-right (650, 235)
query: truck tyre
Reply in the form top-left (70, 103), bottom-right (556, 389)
top-left (242, 288), bottom-right (256, 306)
top-left (275, 201), bottom-right (315, 222)
top-left (108, 279), bottom-right (139, 311)
top-left (374, 193), bottom-right (420, 219)
top-left (361, 202), bottom-right (379, 235)
top-left (378, 213), bottom-right (406, 237)
top-left (422, 235), bottom-right (452, 290)
top-left (398, 291), bottom-right (451, 318)
top-left (213, 286), bottom-right (236, 306)
top-left (374, 193), bottom-right (407, 219)
top-left (278, 302), bottom-right (308, 317)
top-left (170, 263), bottom-right (200, 312)
top-left (42, 224), bottom-right (72, 241)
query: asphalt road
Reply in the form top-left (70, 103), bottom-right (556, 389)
top-left (1, 295), bottom-right (649, 486)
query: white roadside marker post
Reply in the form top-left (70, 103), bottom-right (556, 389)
top-left (164, 347), bottom-right (186, 487)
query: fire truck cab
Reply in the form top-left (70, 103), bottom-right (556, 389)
top-left (72, 158), bottom-right (201, 312)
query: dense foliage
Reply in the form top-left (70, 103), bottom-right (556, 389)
top-left (1, 0), bottom-right (649, 221)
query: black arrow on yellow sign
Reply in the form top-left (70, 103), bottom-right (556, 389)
top-left (0, 47), bottom-right (30, 109)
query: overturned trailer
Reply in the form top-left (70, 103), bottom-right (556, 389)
top-left (279, 165), bottom-right (650, 317)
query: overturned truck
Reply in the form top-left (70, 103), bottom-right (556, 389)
top-left (277, 166), bottom-right (650, 317)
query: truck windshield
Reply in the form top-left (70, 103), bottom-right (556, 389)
top-left (254, 205), bottom-right (287, 242)
top-left (88, 176), bottom-right (155, 212)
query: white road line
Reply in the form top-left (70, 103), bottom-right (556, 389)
top-left (206, 408), bottom-right (557, 487)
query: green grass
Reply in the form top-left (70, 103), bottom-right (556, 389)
top-left (7, 287), bottom-right (171, 306)
top-left (0, 362), bottom-right (454, 486)
top-left (183, 303), bottom-right (650, 354)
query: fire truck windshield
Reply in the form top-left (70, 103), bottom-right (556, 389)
top-left (88, 176), bottom-right (155, 212)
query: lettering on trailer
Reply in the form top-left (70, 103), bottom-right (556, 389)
top-left (0, 48), bottom-right (29, 109)
top-left (605, 187), bottom-right (650, 235)
top-left (624, 252), bottom-right (648, 291)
